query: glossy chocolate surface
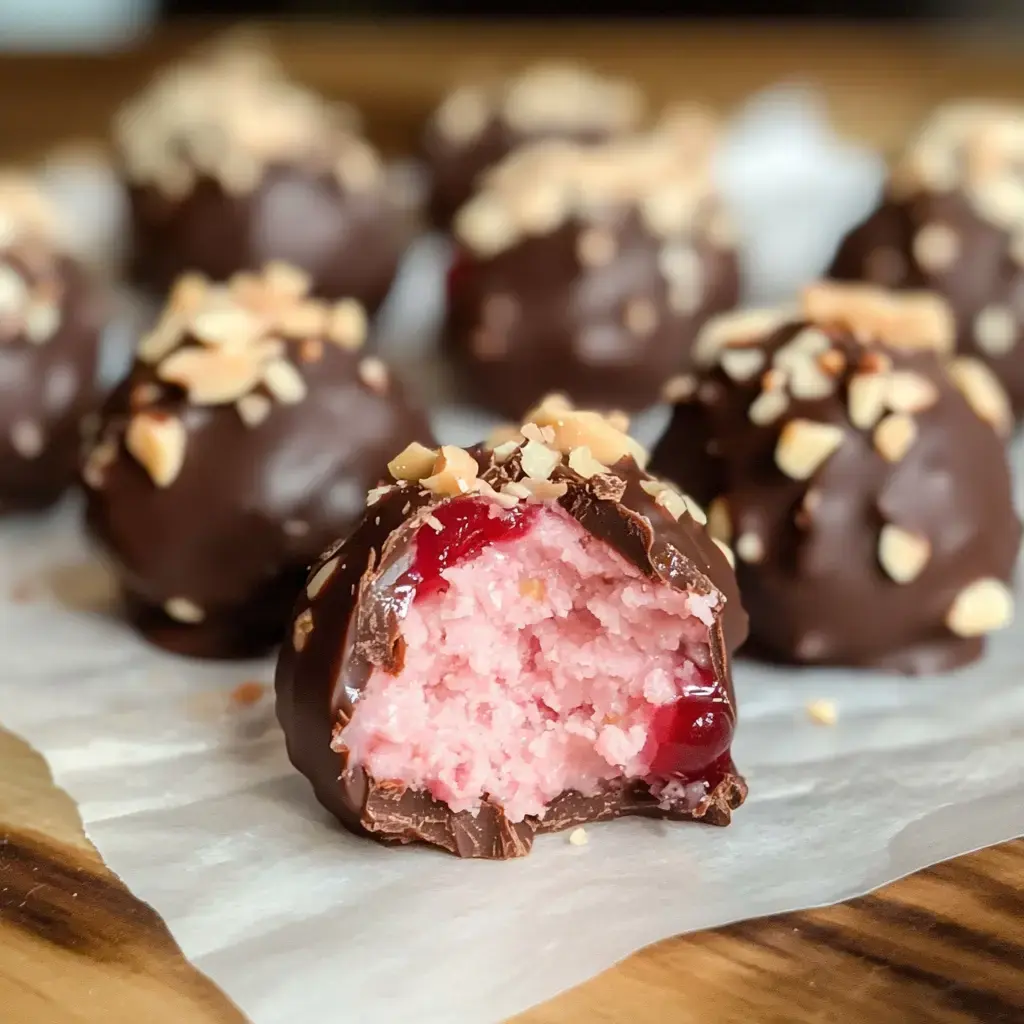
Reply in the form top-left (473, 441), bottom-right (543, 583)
top-left (276, 432), bottom-right (748, 858)
top-left (652, 300), bottom-right (1020, 674)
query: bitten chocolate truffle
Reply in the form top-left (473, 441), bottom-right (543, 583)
top-left (276, 396), bottom-right (748, 859)
top-left (651, 282), bottom-right (1020, 675)
top-left (423, 63), bottom-right (646, 230)
top-left (83, 264), bottom-right (432, 659)
top-left (0, 173), bottom-right (105, 514)
top-left (116, 42), bottom-right (410, 307)
top-left (444, 116), bottom-right (739, 418)
top-left (830, 103), bottom-right (1024, 417)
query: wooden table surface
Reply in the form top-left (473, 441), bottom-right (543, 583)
top-left (1, 22), bottom-right (1023, 1024)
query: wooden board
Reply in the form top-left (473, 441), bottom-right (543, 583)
top-left (2, 725), bottom-right (1021, 1022)
top-left (1, 23), bottom-right (1023, 1023)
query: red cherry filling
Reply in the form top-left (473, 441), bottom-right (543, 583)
top-left (642, 672), bottom-right (735, 783)
top-left (408, 497), bottom-right (539, 601)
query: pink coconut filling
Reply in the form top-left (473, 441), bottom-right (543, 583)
top-left (338, 501), bottom-right (732, 823)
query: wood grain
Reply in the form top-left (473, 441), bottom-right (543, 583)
top-left (1, 23), bottom-right (1023, 1024)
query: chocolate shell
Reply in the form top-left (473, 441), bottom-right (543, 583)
top-left (83, 264), bottom-right (432, 659)
top-left (830, 102), bottom-right (1024, 417)
top-left (0, 174), bottom-right (106, 514)
top-left (423, 63), bottom-right (646, 230)
top-left (651, 283), bottom-right (1020, 674)
top-left (444, 117), bottom-right (739, 417)
top-left (276, 400), bottom-right (748, 859)
top-left (116, 41), bottom-right (411, 305)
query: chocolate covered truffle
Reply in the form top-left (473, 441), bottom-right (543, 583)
top-left (830, 102), bottom-right (1024, 417)
top-left (116, 42), bottom-right (410, 307)
top-left (0, 173), bottom-right (105, 514)
top-left (445, 117), bottom-right (739, 418)
top-left (424, 63), bottom-right (646, 230)
top-left (276, 396), bottom-right (748, 859)
top-left (83, 263), bottom-right (432, 659)
top-left (651, 282), bottom-right (1020, 675)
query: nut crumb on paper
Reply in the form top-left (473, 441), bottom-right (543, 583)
top-left (807, 699), bottom-right (838, 726)
top-left (568, 828), bottom-right (588, 847)
top-left (230, 680), bottom-right (267, 708)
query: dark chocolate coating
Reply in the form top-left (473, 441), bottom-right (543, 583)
top-left (445, 213), bottom-right (739, 418)
top-left (424, 117), bottom-right (616, 232)
top-left (830, 191), bottom-right (1024, 416)
top-left (0, 250), bottom-right (104, 514)
top-left (651, 323), bottom-right (1021, 674)
top-left (128, 165), bottom-right (410, 308)
top-left (276, 447), bottom-right (748, 859)
top-left (84, 341), bottom-right (432, 660)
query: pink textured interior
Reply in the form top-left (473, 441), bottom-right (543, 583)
top-left (338, 505), bottom-right (718, 823)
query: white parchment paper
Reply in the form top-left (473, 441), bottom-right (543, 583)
top-left (2, 88), bottom-right (1022, 1023)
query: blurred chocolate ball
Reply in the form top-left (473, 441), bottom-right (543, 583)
top-left (423, 63), bottom-right (646, 230)
top-left (444, 114), bottom-right (739, 417)
top-left (116, 41), bottom-right (413, 308)
top-left (83, 264), bottom-right (432, 659)
top-left (831, 103), bottom-right (1024, 419)
top-left (651, 282), bottom-right (1020, 675)
top-left (0, 173), bottom-right (106, 514)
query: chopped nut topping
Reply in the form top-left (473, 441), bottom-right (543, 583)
top-left (327, 299), bottom-right (367, 350)
top-left (366, 484), bottom-right (394, 505)
top-left (878, 525), bottom-right (931, 583)
top-left (306, 557), bottom-right (339, 600)
top-left (912, 223), bottom-right (960, 272)
top-left (694, 308), bottom-right (792, 367)
top-left (946, 357), bottom-right (1013, 437)
top-left (424, 514), bottom-right (445, 533)
top-left (706, 497), bottom-right (732, 543)
top-left (434, 85), bottom-right (490, 144)
top-left (567, 445), bottom-right (608, 479)
top-left (233, 393), bottom-right (270, 428)
top-left (713, 537), bottom-right (735, 568)
top-left (735, 531), bottom-right (765, 564)
top-left (388, 441), bottom-right (439, 482)
top-left (521, 479), bottom-right (569, 501)
top-left (884, 371), bottom-right (938, 413)
top-left (748, 387), bottom-right (789, 426)
top-left (125, 412), bottom-right (187, 488)
top-left (873, 413), bottom-right (918, 462)
top-left (847, 372), bottom-right (889, 430)
top-left (719, 346), bottom-right (766, 382)
top-left (164, 596), bottom-right (204, 623)
top-left (485, 424), bottom-right (524, 451)
top-left (82, 438), bottom-right (117, 489)
top-left (116, 40), bottom-right (366, 198)
top-left (801, 282), bottom-right (954, 354)
top-left (525, 395), bottom-right (648, 468)
top-left (576, 226), bottom-right (617, 267)
top-left (639, 478), bottom-right (700, 522)
top-left (158, 344), bottom-right (274, 405)
top-left (501, 481), bottom-right (532, 500)
top-left (24, 303), bottom-right (61, 345)
top-left (263, 260), bottom-right (311, 297)
top-left (262, 358), bottom-right (307, 404)
top-left (521, 422), bottom-right (555, 444)
top-left (293, 607), bottom-right (314, 651)
top-left (9, 420), bottom-right (44, 459)
top-left (662, 373), bottom-right (697, 403)
top-left (491, 440), bottom-right (521, 464)
top-left (357, 356), bottom-right (389, 394)
top-left (277, 301), bottom-right (328, 340)
top-left (974, 304), bottom-right (1018, 356)
top-left (806, 699), bottom-right (837, 726)
top-left (191, 305), bottom-right (263, 348)
top-left (624, 298), bottom-right (658, 337)
top-left (774, 419), bottom-right (845, 480)
top-left (520, 439), bottom-right (562, 480)
top-left (946, 577), bottom-right (1014, 637)
top-left (422, 445), bottom-right (480, 497)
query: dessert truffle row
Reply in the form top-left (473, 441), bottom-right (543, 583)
top-left (276, 396), bottom-right (749, 860)
top-left (117, 38), bottom-right (410, 305)
top-left (445, 112), bottom-right (738, 416)
top-left (652, 281), bottom-right (1019, 675)
top-left (84, 262), bottom-right (431, 659)
top-left (424, 62), bottom-right (647, 228)
top-left (0, 173), bottom-right (105, 514)
top-left (831, 102), bottom-right (1024, 417)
